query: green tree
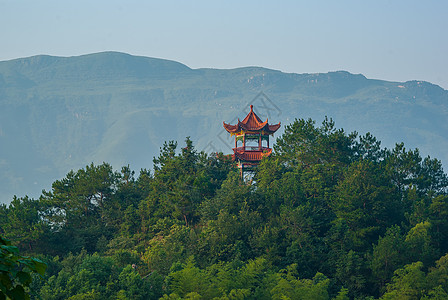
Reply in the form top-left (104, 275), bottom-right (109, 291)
top-left (282, 204), bottom-right (327, 278)
top-left (332, 160), bottom-right (399, 250)
top-left (164, 257), bottom-right (217, 299)
top-left (40, 163), bottom-right (117, 254)
top-left (426, 254), bottom-right (448, 294)
top-left (353, 132), bottom-right (386, 163)
top-left (274, 117), bottom-right (354, 168)
top-left (200, 170), bottom-right (252, 222)
top-left (335, 250), bottom-right (368, 298)
top-left (405, 221), bottom-right (438, 266)
top-left (270, 265), bottom-right (330, 300)
top-left (381, 262), bottom-right (426, 300)
top-left (385, 143), bottom-right (422, 194)
top-left (141, 137), bottom-right (232, 231)
top-left (370, 225), bottom-right (407, 292)
top-left (118, 265), bottom-right (163, 300)
top-left (143, 225), bottom-right (193, 275)
top-left (417, 156), bottom-right (448, 196)
top-left (428, 195), bottom-right (448, 252)
top-left (1, 196), bottom-right (48, 253)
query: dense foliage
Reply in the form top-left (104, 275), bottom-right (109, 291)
top-left (1, 118), bottom-right (448, 299)
top-left (0, 236), bottom-right (46, 299)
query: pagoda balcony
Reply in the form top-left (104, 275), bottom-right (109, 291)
top-left (233, 146), bottom-right (271, 152)
top-left (232, 147), bottom-right (273, 162)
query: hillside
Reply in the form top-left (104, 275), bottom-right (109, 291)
top-left (1, 51), bottom-right (447, 203)
top-left (2, 117), bottom-right (448, 299)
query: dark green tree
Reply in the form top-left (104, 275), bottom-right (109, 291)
top-left (335, 250), bottom-right (368, 298)
top-left (428, 195), bottom-right (448, 252)
top-left (370, 225), bottom-right (407, 293)
top-left (274, 117), bottom-right (354, 168)
top-left (353, 132), bottom-right (386, 163)
top-left (332, 160), bottom-right (400, 250)
top-left (40, 163), bottom-right (118, 254)
top-left (1, 196), bottom-right (48, 253)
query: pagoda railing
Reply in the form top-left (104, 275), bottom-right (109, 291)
top-left (234, 146), bottom-right (270, 152)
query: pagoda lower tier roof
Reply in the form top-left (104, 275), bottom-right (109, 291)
top-left (232, 148), bottom-right (273, 162)
top-left (223, 105), bottom-right (280, 134)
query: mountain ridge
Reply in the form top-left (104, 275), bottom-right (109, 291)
top-left (0, 52), bottom-right (447, 204)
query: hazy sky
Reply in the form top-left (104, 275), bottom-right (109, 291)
top-left (1, 0), bottom-right (447, 89)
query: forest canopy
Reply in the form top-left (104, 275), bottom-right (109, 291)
top-left (1, 117), bottom-right (448, 299)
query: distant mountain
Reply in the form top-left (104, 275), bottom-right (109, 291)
top-left (1, 52), bottom-right (447, 204)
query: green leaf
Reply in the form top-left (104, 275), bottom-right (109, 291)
top-left (8, 285), bottom-right (28, 300)
top-left (32, 259), bottom-right (47, 276)
top-left (0, 264), bottom-right (12, 272)
top-left (0, 274), bottom-right (13, 290)
top-left (16, 271), bottom-right (32, 285)
top-left (0, 245), bottom-right (19, 254)
top-left (0, 236), bottom-right (11, 246)
top-left (17, 260), bottom-right (34, 269)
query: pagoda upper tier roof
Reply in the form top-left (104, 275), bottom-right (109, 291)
top-left (223, 105), bottom-right (281, 134)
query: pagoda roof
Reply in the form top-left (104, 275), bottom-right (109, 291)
top-left (223, 105), bottom-right (281, 134)
top-left (232, 148), bottom-right (273, 162)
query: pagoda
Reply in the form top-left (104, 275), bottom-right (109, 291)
top-left (223, 105), bottom-right (281, 178)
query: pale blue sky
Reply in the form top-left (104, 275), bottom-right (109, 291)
top-left (1, 0), bottom-right (447, 89)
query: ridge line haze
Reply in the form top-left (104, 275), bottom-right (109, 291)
top-left (1, 52), bottom-right (445, 91)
